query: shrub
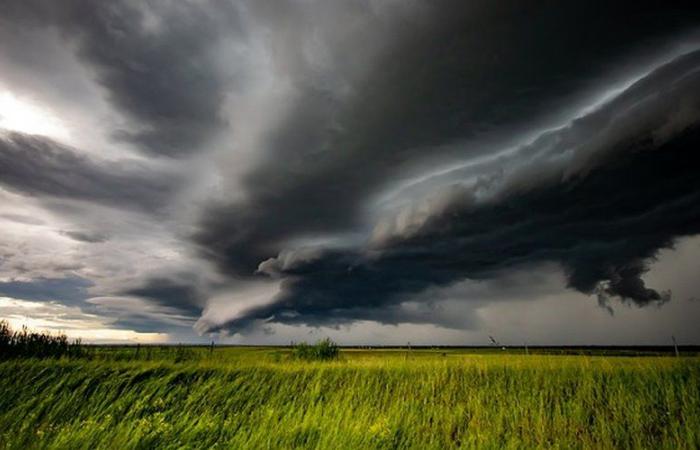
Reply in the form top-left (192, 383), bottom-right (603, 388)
top-left (0, 320), bottom-right (83, 359)
top-left (292, 338), bottom-right (339, 361)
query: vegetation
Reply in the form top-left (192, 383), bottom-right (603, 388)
top-left (0, 346), bottom-right (698, 449)
top-left (0, 321), bottom-right (83, 359)
top-left (291, 338), bottom-right (340, 361)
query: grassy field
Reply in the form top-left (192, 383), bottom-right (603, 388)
top-left (1, 348), bottom-right (699, 449)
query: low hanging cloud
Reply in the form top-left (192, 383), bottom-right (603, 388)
top-left (0, 132), bottom-right (179, 212)
top-left (121, 276), bottom-right (208, 318)
top-left (193, 1), bottom-right (700, 278)
top-left (206, 50), bottom-right (700, 333)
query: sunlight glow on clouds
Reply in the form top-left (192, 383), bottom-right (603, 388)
top-left (0, 297), bottom-right (169, 343)
top-left (0, 91), bottom-right (69, 140)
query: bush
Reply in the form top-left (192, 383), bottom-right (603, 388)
top-left (0, 320), bottom-right (83, 359)
top-left (292, 338), bottom-right (339, 361)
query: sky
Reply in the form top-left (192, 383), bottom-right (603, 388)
top-left (2, 1), bottom-right (700, 345)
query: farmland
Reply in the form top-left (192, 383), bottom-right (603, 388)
top-left (1, 347), bottom-right (699, 449)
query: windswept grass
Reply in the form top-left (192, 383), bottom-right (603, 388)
top-left (0, 348), bottom-right (698, 449)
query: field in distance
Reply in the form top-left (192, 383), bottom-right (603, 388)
top-left (1, 347), bottom-right (699, 449)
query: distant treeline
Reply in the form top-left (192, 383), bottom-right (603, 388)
top-left (0, 321), bottom-right (83, 359)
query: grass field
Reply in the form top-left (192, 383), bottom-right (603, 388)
top-left (1, 347), bottom-right (699, 449)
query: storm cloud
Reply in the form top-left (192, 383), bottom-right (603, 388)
top-left (1, 0), bottom-right (242, 156)
top-left (0, 132), bottom-right (178, 212)
top-left (194, 1), bottom-right (700, 275)
top-left (206, 49), bottom-right (700, 332)
top-left (122, 276), bottom-right (207, 318)
top-left (2, 1), bottom-right (700, 343)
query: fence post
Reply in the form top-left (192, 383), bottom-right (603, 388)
top-left (672, 335), bottom-right (680, 357)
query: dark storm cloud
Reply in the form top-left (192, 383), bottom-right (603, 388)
top-left (214, 124), bottom-right (700, 332)
top-left (0, 132), bottom-right (177, 212)
top-left (205, 48), bottom-right (700, 333)
top-left (58, 230), bottom-right (108, 244)
top-left (195, 1), bottom-right (700, 277)
top-left (122, 277), bottom-right (206, 318)
top-left (4, 0), bottom-right (700, 340)
top-left (2, 0), bottom-right (241, 156)
top-left (0, 277), bottom-right (91, 306)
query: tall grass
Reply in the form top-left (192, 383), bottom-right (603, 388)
top-left (0, 349), bottom-right (698, 449)
top-left (0, 321), bottom-right (83, 359)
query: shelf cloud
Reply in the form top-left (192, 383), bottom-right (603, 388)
top-left (2, 1), bottom-right (700, 343)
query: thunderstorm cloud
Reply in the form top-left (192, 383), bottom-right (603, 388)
top-left (2, 1), bottom-right (700, 343)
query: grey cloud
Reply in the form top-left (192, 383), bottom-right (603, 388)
top-left (0, 214), bottom-right (45, 226)
top-left (375, 50), bottom-right (700, 245)
top-left (194, 1), bottom-right (700, 277)
top-left (257, 247), bottom-right (326, 278)
top-left (59, 230), bottom-right (109, 244)
top-left (86, 296), bottom-right (201, 335)
top-left (4, 1), bottom-right (700, 341)
top-left (2, 0), bottom-right (242, 156)
top-left (0, 132), bottom-right (178, 212)
top-left (0, 276), bottom-right (92, 306)
top-left (205, 50), bottom-right (700, 333)
top-left (121, 276), bottom-right (207, 318)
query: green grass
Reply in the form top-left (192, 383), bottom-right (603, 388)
top-left (1, 348), bottom-right (698, 449)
